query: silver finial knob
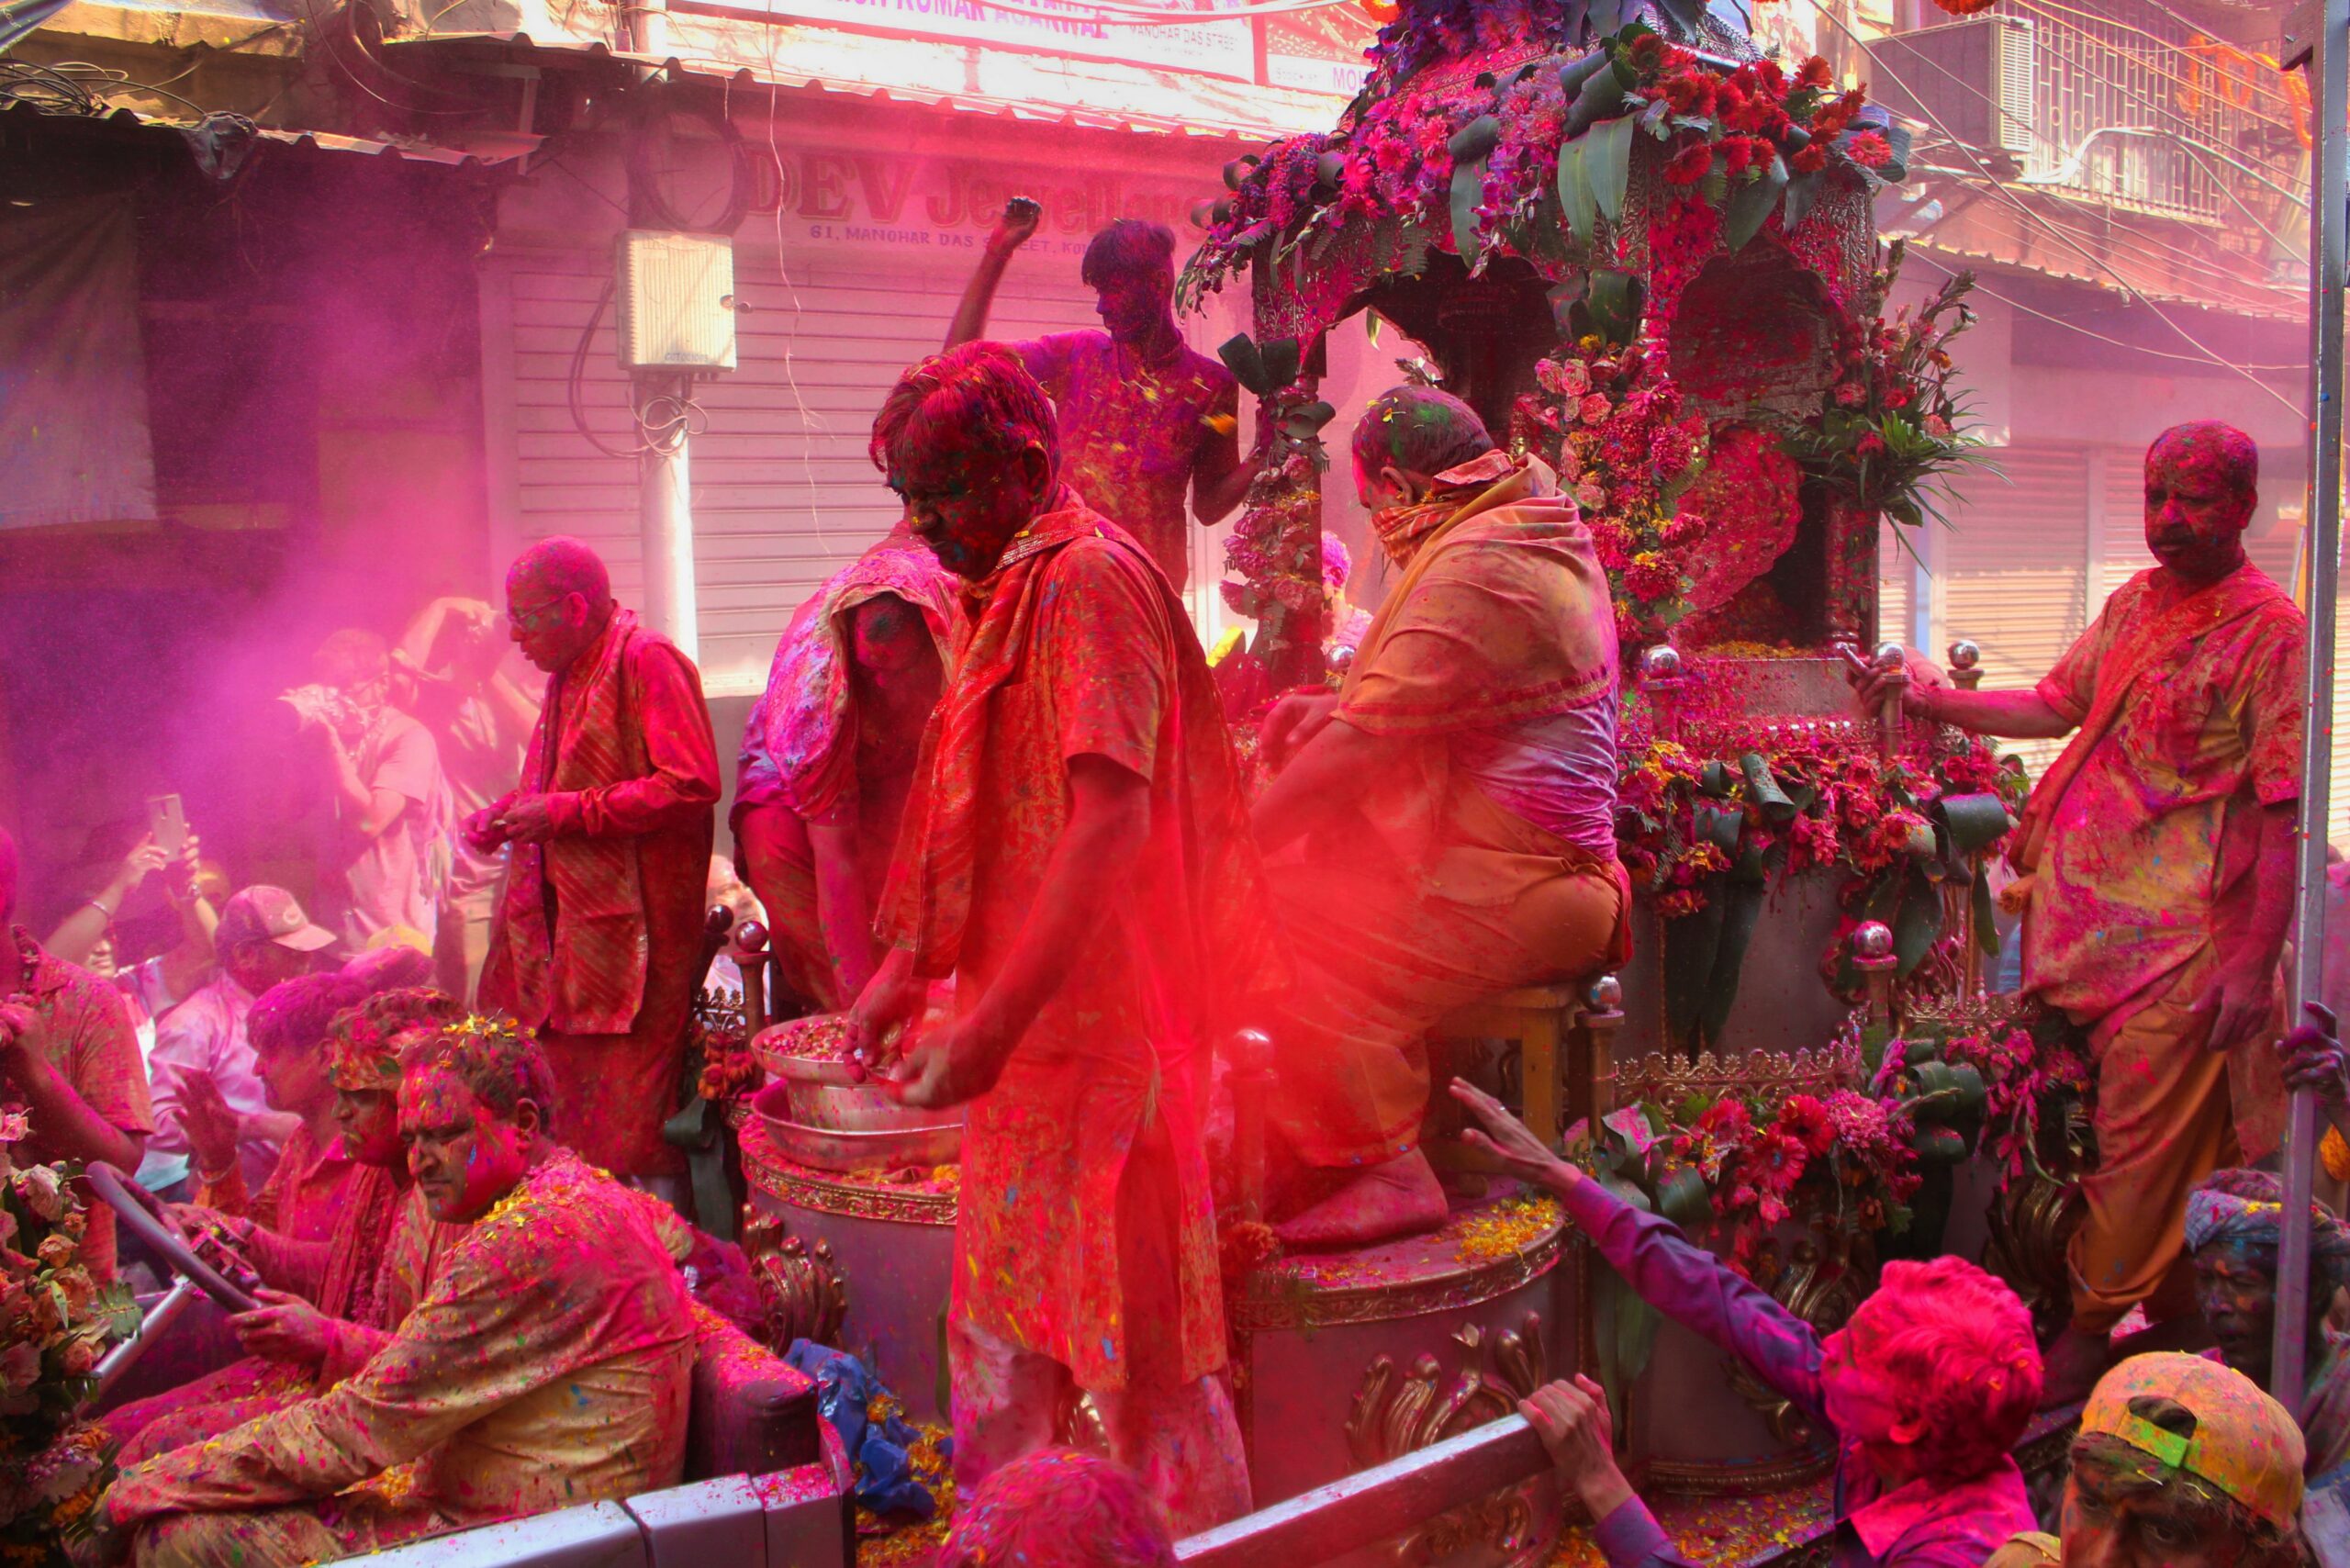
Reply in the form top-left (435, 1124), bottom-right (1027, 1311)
top-left (1947, 639), bottom-right (1980, 671)
top-left (1873, 641), bottom-right (1907, 670)
top-left (1852, 921), bottom-right (1894, 960)
top-left (1640, 644), bottom-right (1683, 681)
top-left (1584, 974), bottom-right (1623, 1013)
top-left (734, 920), bottom-right (768, 954)
top-left (1226, 1027), bottom-right (1273, 1073)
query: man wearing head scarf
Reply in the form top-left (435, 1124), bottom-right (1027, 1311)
top-left (2183, 1167), bottom-right (2350, 1481)
top-left (733, 521), bottom-right (961, 1012)
top-left (1248, 387), bottom-right (1628, 1250)
top-left (1861, 422), bottom-right (2304, 1404)
top-left (1986, 1353), bottom-right (2305, 1567)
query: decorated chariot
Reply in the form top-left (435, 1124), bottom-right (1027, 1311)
top-left (0, 6), bottom-right (2103, 1568)
top-left (719, 3), bottom-right (2094, 1564)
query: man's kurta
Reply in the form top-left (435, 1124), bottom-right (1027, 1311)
top-left (107, 1150), bottom-right (695, 1568)
top-left (878, 495), bottom-right (1274, 1527)
top-left (2011, 564), bottom-right (2304, 1330)
top-left (479, 608), bottom-right (721, 1176)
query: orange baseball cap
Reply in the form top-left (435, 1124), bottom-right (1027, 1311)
top-left (2080, 1352), bottom-right (2305, 1529)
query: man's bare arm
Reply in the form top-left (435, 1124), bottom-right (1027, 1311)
top-left (1252, 714), bottom-right (1418, 854)
top-left (963, 754), bottom-right (1149, 1052)
top-left (945, 199), bottom-right (1041, 351)
top-left (1857, 664), bottom-right (2076, 739)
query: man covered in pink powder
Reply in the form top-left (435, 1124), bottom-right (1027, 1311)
top-left (1458, 1082), bottom-right (2040, 1566)
top-left (471, 537), bottom-right (722, 1181)
top-left (1859, 420), bottom-right (2303, 1405)
top-left (946, 201), bottom-right (1256, 591)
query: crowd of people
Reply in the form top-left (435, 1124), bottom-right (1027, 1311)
top-left (0, 199), bottom-right (2339, 1567)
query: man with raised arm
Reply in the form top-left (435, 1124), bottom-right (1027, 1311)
top-left (946, 201), bottom-right (1252, 590)
top-left (1858, 420), bottom-right (2304, 1405)
top-left (847, 344), bottom-right (1274, 1531)
top-left (471, 537), bottom-right (722, 1181)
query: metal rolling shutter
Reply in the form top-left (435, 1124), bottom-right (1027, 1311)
top-left (1939, 443), bottom-right (2092, 780)
top-left (500, 241), bottom-right (1109, 696)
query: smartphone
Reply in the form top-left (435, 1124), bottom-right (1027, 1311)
top-left (147, 793), bottom-right (187, 857)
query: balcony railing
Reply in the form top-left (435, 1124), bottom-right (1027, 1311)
top-left (1871, 0), bottom-right (2309, 233)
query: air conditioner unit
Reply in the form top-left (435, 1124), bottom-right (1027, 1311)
top-left (615, 230), bottom-right (736, 374)
top-left (1867, 16), bottom-right (2036, 161)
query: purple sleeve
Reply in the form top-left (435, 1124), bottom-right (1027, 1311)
top-left (1592, 1496), bottom-right (1700, 1568)
top-left (1558, 1177), bottom-right (1827, 1425)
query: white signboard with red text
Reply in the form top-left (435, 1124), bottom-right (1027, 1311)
top-left (742, 0), bottom-right (1255, 80)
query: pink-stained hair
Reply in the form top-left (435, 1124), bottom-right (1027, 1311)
top-left (1848, 1255), bottom-right (2042, 1480)
top-left (936, 1450), bottom-right (1175, 1568)
top-left (869, 343), bottom-right (1060, 485)
top-left (2148, 420), bottom-right (2257, 496)
top-left (1081, 219), bottom-right (1177, 288)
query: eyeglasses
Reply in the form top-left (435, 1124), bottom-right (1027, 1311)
top-left (506, 594), bottom-right (571, 629)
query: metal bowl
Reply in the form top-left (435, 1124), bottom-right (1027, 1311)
top-left (751, 1081), bottom-right (962, 1173)
top-left (755, 1014), bottom-right (963, 1134)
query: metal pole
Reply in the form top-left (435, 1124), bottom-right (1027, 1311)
top-left (637, 371), bottom-right (699, 663)
top-left (2277, 0), bottom-right (2348, 1416)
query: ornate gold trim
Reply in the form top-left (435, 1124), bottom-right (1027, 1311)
top-left (1232, 1228), bottom-right (1563, 1332)
top-left (741, 1213), bottom-right (851, 1350)
top-left (1346, 1320), bottom-right (1549, 1567)
top-left (741, 1119), bottom-right (957, 1227)
top-left (1609, 1013), bottom-right (1868, 1104)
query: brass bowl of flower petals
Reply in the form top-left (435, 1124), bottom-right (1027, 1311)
top-left (752, 1013), bottom-right (961, 1170)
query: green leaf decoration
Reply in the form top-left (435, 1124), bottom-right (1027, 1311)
top-left (1695, 802), bottom-right (1744, 857)
top-left (1546, 275), bottom-right (1588, 335)
top-left (1559, 49), bottom-right (1609, 99)
top-left (1723, 151), bottom-right (1788, 251)
top-left (1315, 150), bottom-right (1348, 193)
top-left (1586, 268), bottom-right (1644, 347)
top-left (1450, 156), bottom-right (1489, 267)
top-left (1259, 337), bottom-right (1302, 390)
top-left (1697, 160), bottom-right (1729, 208)
top-left (1662, 892), bottom-right (1724, 1049)
top-left (1937, 791), bottom-right (2014, 857)
top-left (1566, 58), bottom-right (1635, 138)
top-left (1973, 862), bottom-right (1999, 955)
top-left (1698, 758), bottom-right (1733, 797)
top-left (1654, 1166), bottom-right (1711, 1227)
top-left (1221, 155), bottom-right (1259, 192)
top-left (1557, 138), bottom-right (1598, 244)
top-left (1448, 113), bottom-right (1503, 164)
top-left (1738, 752), bottom-right (1799, 825)
top-left (1891, 870), bottom-right (1943, 977)
top-left (1698, 879), bottom-right (1765, 1048)
top-left (1217, 334), bottom-right (1269, 396)
top-left (1586, 116), bottom-right (1636, 224)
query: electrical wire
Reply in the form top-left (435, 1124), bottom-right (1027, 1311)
top-left (566, 274), bottom-right (712, 457)
top-left (1899, 243), bottom-right (2307, 373)
top-left (1815, 4), bottom-right (2305, 416)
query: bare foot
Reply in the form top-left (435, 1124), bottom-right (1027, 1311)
top-left (1271, 1150), bottom-right (1449, 1252)
top-left (2038, 1324), bottom-right (2111, 1411)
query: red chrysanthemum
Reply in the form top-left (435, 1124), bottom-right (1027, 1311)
top-left (1662, 140), bottom-right (1716, 185)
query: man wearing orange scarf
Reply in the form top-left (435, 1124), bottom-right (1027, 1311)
top-left (1862, 421), bottom-right (2304, 1406)
top-left (470, 537), bottom-right (721, 1178)
top-left (848, 343), bottom-right (1273, 1532)
top-left (1252, 388), bottom-right (1629, 1251)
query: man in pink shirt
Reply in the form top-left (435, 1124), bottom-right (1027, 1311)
top-left (946, 204), bottom-right (1255, 590)
top-left (296, 630), bottom-right (447, 951)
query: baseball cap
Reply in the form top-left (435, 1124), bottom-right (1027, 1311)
top-left (2080, 1352), bottom-right (2305, 1529)
top-left (218, 887), bottom-right (336, 954)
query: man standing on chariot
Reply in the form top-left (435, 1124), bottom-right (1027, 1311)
top-left (847, 343), bottom-right (1274, 1531)
top-left (1862, 420), bottom-right (2303, 1406)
